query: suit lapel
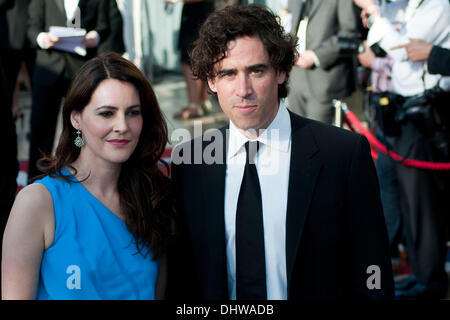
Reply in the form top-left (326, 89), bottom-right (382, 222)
top-left (200, 126), bottom-right (229, 298)
top-left (307, 0), bottom-right (324, 20)
top-left (54, 0), bottom-right (66, 19)
top-left (288, 0), bottom-right (303, 35)
top-left (285, 112), bottom-right (322, 295)
top-left (289, 0), bottom-right (322, 36)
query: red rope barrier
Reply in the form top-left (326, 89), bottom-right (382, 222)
top-left (342, 108), bottom-right (450, 170)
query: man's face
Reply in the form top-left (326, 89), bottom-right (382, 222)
top-left (208, 36), bottom-right (286, 137)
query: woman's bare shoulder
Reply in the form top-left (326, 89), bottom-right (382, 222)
top-left (7, 183), bottom-right (55, 248)
top-left (14, 183), bottom-right (53, 210)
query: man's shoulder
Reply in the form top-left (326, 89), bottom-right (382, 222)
top-left (290, 111), bottom-right (361, 144)
top-left (289, 111), bottom-right (366, 161)
top-left (289, 113), bottom-right (372, 172)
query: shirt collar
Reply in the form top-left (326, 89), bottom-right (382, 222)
top-left (64, 0), bottom-right (80, 21)
top-left (227, 100), bottom-right (292, 160)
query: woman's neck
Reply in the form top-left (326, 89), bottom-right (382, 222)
top-left (69, 158), bottom-right (121, 199)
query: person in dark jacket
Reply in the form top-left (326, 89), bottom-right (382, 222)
top-left (26, 0), bottom-right (110, 182)
top-left (0, 1), bottom-right (35, 297)
top-left (169, 4), bottom-right (394, 300)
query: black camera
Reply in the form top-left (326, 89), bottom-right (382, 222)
top-left (342, 37), bottom-right (387, 57)
top-left (395, 87), bottom-right (450, 158)
top-left (370, 43), bottom-right (387, 58)
top-left (373, 92), bottom-right (403, 137)
top-left (337, 37), bottom-right (362, 56)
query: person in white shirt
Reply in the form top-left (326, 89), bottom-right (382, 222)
top-left (355, 0), bottom-right (450, 299)
top-left (169, 4), bottom-right (394, 300)
top-left (27, 0), bottom-right (110, 182)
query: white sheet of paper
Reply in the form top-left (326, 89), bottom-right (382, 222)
top-left (49, 26), bottom-right (87, 56)
top-left (49, 26), bottom-right (86, 37)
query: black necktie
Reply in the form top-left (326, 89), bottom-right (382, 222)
top-left (235, 141), bottom-right (267, 300)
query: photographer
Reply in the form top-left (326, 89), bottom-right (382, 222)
top-left (356, 0), bottom-right (408, 275)
top-left (354, 0), bottom-right (450, 299)
top-left (358, 40), bottom-right (402, 279)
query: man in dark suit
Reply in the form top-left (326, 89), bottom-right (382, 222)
top-left (0, 0), bottom-right (34, 205)
top-left (169, 4), bottom-right (394, 300)
top-left (0, 0), bottom-right (35, 106)
top-left (0, 1), bottom-right (34, 278)
top-left (26, 0), bottom-right (116, 181)
top-left (0, 54), bottom-right (15, 299)
top-left (287, 0), bottom-right (359, 124)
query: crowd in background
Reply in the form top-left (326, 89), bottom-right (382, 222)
top-left (1, 0), bottom-right (449, 300)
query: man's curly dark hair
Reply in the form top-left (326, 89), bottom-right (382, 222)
top-left (190, 4), bottom-right (297, 99)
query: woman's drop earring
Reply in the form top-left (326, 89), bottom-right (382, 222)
top-left (74, 130), bottom-right (85, 148)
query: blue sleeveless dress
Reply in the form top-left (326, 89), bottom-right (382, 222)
top-left (34, 168), bottom-right (159, 300)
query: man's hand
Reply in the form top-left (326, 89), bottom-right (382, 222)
top-left (391, 38), bottom-right (433, 62)
top-left (42, 33), bottom-right (60, 48)
top-left (357, 41), bottom-right (375, 68)
top-left (82, 31), bottom-right (99, 48)
top-left (354, 0), bottom-right (379, 28)
top-left (295, 50), bottom-right (316, 69)
top-left (360, 8), bottom-right (369, 28)
top-left (353, 0), bottom-right (375, 10)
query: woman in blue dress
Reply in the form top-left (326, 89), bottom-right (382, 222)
top-left (2, 52), bottom-right (177, 299)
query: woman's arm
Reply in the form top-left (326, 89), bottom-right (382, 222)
top-left (1, 183), bottom-right (55, 300)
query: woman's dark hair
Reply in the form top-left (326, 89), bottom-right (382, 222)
top-left (190, 4), bottom-right (297, 98)
top-left (38, 52), bottom-right (176, 259)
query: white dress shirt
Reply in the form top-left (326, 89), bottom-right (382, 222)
top-left (224, 101), bottom-right (292, 300)
top-left (36, 0), bottom-right (98, 51)
top-left (64, 0), bottom-right (80, 22)
top-left (368, 0), bottom-right (450, 96)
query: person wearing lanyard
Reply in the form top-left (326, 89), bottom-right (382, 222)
top-left (355, 0), bottom-right (450, 299)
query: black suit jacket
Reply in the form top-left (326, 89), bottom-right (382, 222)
top-left (0, 0), bottom-right (32, 49)
top-left (97, 0), bottom-right (125, 55)
top-left (170, 112), bottom-right (394, 300)
top-left (428, 45), bottom-right (450, 76)
top-left (28, 0), bottom-right (109, 86)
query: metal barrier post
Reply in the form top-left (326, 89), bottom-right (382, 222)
top-left (333, 99), bottom-right (344, 128)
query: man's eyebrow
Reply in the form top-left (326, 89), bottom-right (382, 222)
top-left (247, 63), bottom-right (269, 71)
top-left (216, 68), bottom-right (236, 76)
top-left (216, 64), bottom-right (269, 76)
